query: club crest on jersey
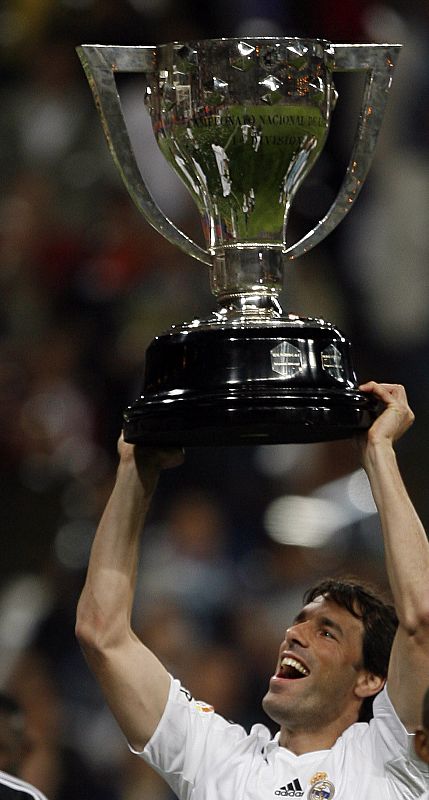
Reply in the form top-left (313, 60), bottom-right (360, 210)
top-left (307, 778), bottom-right (335, 799)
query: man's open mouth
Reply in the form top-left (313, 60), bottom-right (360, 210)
top-left (277, 656), bottom-right (310, 679)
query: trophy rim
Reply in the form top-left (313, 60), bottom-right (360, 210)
top-left (157, 36), bottom-right (333, 48)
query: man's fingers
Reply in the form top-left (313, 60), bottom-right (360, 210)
top-left (359, 381), bottom-right (408, 405)
top-left (117, 434), bottom-right (184, 471)
top-left (157, 447), bottom-right (185, 469)
top-left (135, 445), bottom-right (185, 471)
top-left (359, 381), bottom-right (415, 440)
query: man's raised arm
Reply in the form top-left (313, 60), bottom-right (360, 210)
top-left (75, 436), bottom-right (183, 751)
top-left (359, 382), bottom-right (429, 731)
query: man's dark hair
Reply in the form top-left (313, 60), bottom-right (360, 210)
top-left (303, 577), bottom-right (398, 723)
top-left (422, 687), bottom-right (429, 731)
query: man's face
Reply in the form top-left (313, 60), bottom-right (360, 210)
top-left (262, 595), bottom-right (369, 732)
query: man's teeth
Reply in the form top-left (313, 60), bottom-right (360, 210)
top-left (280, 656), bottom-right (309, 676)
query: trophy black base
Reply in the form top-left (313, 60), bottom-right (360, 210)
top-left (123, 315), bottom-right (381, 447)
top-left (124, 389), bottom-right (379, 446)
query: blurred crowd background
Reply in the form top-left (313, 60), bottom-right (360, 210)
top-left (0, 1), bottom-right (428, 798)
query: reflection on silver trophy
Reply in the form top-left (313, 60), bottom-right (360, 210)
top-left (77, 38), bottom-right (401, 445)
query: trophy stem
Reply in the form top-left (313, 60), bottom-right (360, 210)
top-left (210, 247), bottom-right (284, 317)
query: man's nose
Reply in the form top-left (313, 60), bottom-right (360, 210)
top-left (285, 620), bottom-right (311, 647)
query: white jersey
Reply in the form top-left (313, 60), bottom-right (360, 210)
top-left (133, 677), bottom-right (429, 800)
top-left (0, 770), bottom-right (48, 799)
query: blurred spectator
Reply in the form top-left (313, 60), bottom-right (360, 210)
top-left (6, 568), bottom-right (122, 800)
top-left (136, 488), bottom-right (236, 639)
top-left (0, 693), bottom-right (29, 776)
top-left (0, 691), bottom-right (48, 798)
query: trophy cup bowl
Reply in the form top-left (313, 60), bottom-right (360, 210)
top-left (77, 38), bottom-right (401, 445)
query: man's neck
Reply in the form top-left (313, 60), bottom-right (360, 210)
top-left (278, 709), bottom-right (359, 755)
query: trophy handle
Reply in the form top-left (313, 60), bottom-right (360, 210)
top-left (77, 44), bottom-right (212, 266)
top-left (284, 43), bottom-right (401, 260)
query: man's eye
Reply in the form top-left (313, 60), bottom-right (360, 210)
top-left (321, 629), bottom-right (335, 639)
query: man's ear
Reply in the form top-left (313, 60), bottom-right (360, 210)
top-left (354, 671), bottom-right (385, 700)
top-left (415, 729), bottom-right (429, 765)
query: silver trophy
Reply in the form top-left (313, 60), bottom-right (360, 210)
top-left (77, 38), bottom-right (401, 445)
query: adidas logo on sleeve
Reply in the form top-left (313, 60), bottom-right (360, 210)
top-left (274, 779), bottom-right (304, 797)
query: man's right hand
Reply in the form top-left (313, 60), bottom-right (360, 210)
top-left (117, 433), bottom-right (184, 494)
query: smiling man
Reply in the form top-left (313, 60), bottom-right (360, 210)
top-left (263, 581), bottom-right (397, 749)
top-left (76, 382), bottom-right (429, 800)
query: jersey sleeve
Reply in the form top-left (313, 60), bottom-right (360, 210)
top-left (368, 686), bottom-right (429, 796)
top-left (129, 676), bottom-right (252, 800)
top-left (370, 685), bottom-right (414, 757)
